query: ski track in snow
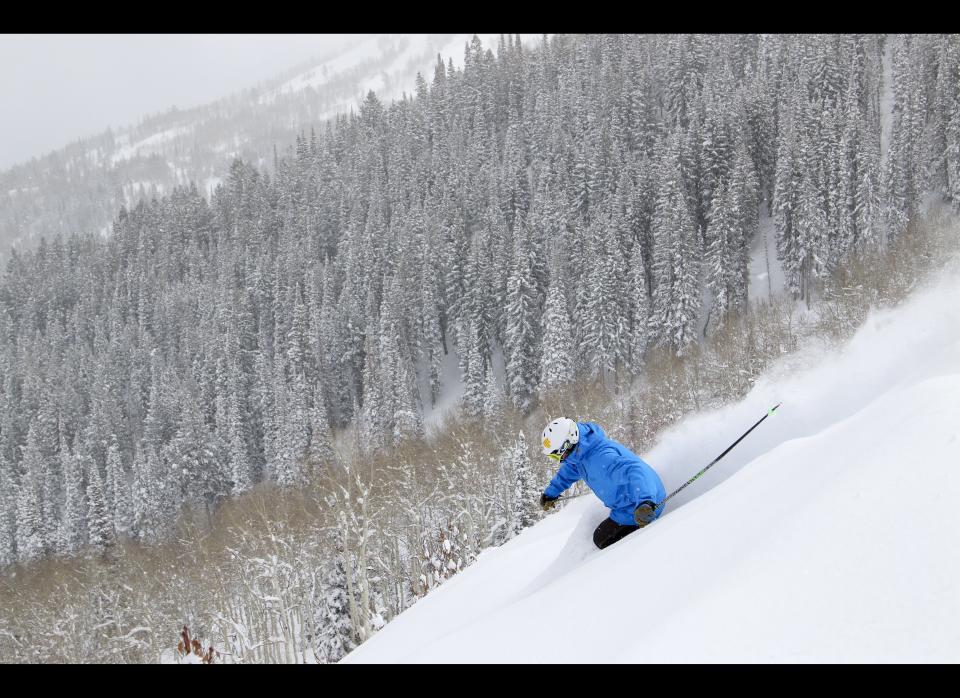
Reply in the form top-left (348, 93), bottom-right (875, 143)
top-left (344, 246), bottom-right (960, 663)
top-left (519, 500), bottom-right (607, 597)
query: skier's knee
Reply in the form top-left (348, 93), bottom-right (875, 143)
top-left (593, 518), bottom-right (638, 549)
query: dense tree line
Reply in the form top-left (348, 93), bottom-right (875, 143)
top-left (1, 35), bottom-right (959, 658)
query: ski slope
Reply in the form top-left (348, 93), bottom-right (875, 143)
top-left (344, 256), bottom-right (960, 663)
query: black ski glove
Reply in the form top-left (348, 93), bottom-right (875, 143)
top-left (540, 493), bottom-right (559, 511)
top-left (633, 501), bottom-right (658, 527)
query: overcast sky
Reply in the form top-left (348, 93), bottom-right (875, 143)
top-left (0, 34), bottom-right (367, 170)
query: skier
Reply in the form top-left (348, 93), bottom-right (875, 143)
top-left (539, 418), bottom-right (667, 549)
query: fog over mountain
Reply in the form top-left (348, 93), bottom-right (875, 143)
top-left (0, 34), bottom-right (367, 169)
top-left (0, 34), bottom-right (536, 261)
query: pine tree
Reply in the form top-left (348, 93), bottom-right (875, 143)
top-left (36, 404), bottom-right (62, 550)
top-left (830, 120), bottom-right (857, 264)
top-left (481, 359), bottom-right (506, 423)
top-left (855, 115), bottom-right (884, 252)
top-left (273, 381), bottom-right (308, 487)
top-left (883, 35), bottom-right (928, 242)
top-left (628, 235), bottom-right (650, 371)
top-left (60, 431), bottom-right (87, 554)
top-left (773, 90), bottom-right (804, 298)
top-left (504, 227), bottom-right (539, 413)
top-left (106, 435), bottom-right (132, 539)
top-left (726, 140), bottom-right (757, 313)
top-left (390, 343), bottom-right (423, 445)
top-left (579, 209), bottom-right (629, 380)
top-left (169, 393), bottom-right (225, 506)
top-left (132, 444), bottom-right (165, 544)
top-left (705, 179), bottom-right (741, 329)
top-left (0, 460), bottom-right (16, 567)
top-left (794, 168), bottom-right (830, 302)
top-left (419, 262), bottom-right (446, 408)
top-left (510, 431), bottom-right (538, 536)
top-left (461, 321), bottom-right (486, 419)
top-left (649, 136), bottom-right (702, 356)
top-left (15, 470), bottom-right (46, 562)
top-left (85, 454), bottom-right (113, 552)
top-left (699, 79), bottom-right (736, 225)
top-left (16, 425), bottom-right (49, 560)
top-left (228, 386), bottom-right (253, 496)
top-left (948, 58), bottom-right (960, 203)
top-left (314, 527), bottom-right (356, 663)
top-left (539, 278), bottom-right (574, 393)
top-left (308, 382), bottom-right (337, 472)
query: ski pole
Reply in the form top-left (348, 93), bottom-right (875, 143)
top-left (652, 403), bottom-right (781, 515)
top-left (553, 491), bottom-right (590, 503)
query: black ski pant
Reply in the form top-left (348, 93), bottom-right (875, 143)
top-left (593, 517), bottom-right (639, 550)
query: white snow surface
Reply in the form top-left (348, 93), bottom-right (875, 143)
top-left (110, 125), bottom-right (189, 164)
top-left (344, 257), bottom-right (960, 663)
top-left (421, 348), bottom-right (466, 433)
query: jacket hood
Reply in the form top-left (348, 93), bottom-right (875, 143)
top-left (574, 421), bottom-right (606, 456)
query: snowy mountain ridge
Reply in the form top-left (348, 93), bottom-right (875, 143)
top-left (112, 35), bottom-right (539, 168)
top-left (344, 242), bottom-right (960, 663)
top-left (0, 34), bottom-right (542, 258)
top-left (262, 35), bottom-right (543, 113)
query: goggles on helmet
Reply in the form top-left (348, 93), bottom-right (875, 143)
top-left (546, 441), bottom-right (572, 462)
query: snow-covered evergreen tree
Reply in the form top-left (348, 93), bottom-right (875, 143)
top-left (649, 134), bottom-right (702, 356)
top-left (706, 179), bottom-right (741, 328)
top-left (510, 431), bottom-right (538, 536)
top-left (504, 227), bottom-right (540, 413)
top-left (539, 278), bottom-right (574, 392)
top-left (85, 453), bottom-right (113, 552)
top-left (106, 435), bottom-right (132, 540)
top-left (16, 426), bottom-right (49, 561)
top-left (482, 359), bottom-right (506, 423)
top-left (628, 236), bottom-right (651, 371)
top-left (60, 432), bottom-right (87, 554)
top-left (794, 169), bottom-right (830, 302)
top-left (228, 386), bottom-right (253, 496)
top-left (308, 382), bottom-right (337, 472)
top-left (0, 459), bottom-right (16, 567)
top-left (390, 344), bottom-right (423, 444)
top-left (461, 321), bottom-right (486, 419)
top-left (314, 527), bottom-right (356, 663)
top-left (580, 209), bottom-right (629, 379)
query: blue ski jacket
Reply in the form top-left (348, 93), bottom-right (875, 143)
top-left (543, 422), bottom-right (667, 527)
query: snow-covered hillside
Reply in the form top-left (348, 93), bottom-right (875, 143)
top-left (0, 35), bottom-right (544, 258)
top-left (344, 254), bottom-right (960, 663)
top-left (107, 34), bottom-right (543, 170)
top-left (263, 34), bottom-right (543, 116)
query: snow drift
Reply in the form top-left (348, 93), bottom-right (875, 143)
top-left (344, 258), bottom-right (960, 663)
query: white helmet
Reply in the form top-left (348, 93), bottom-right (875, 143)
top-left (541, 418), bottom-right (579, 456)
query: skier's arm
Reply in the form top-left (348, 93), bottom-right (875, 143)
top-left (543, 459), bottom-right (580, 499)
